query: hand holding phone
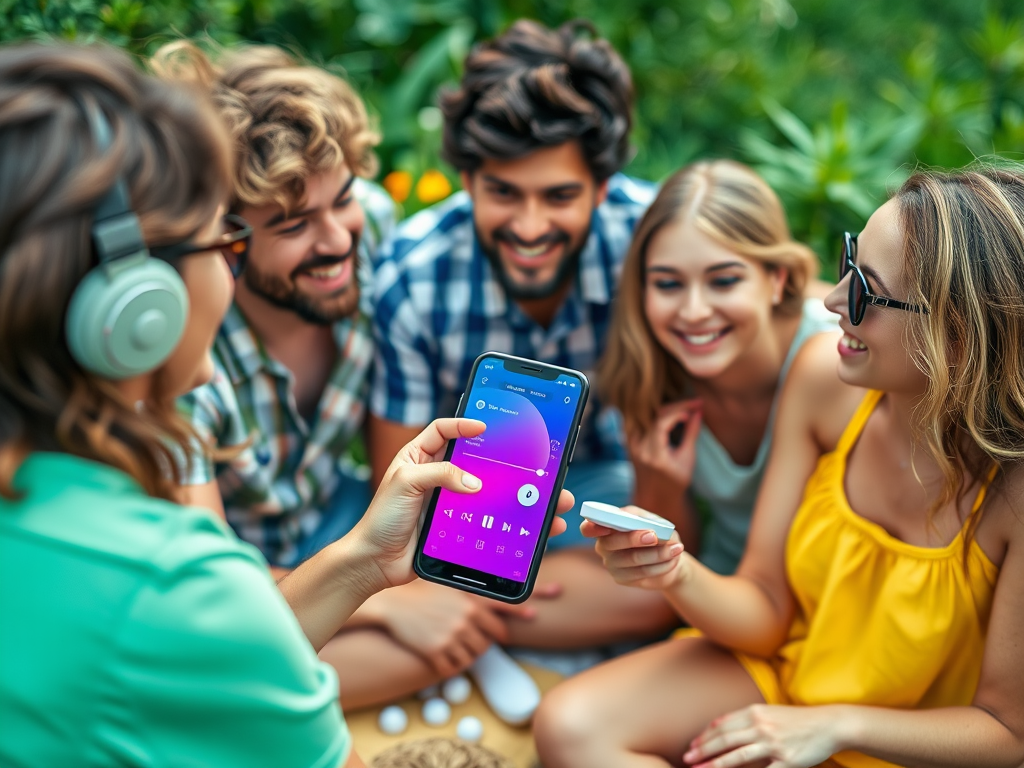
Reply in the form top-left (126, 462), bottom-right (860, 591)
top-left (414, 353), bottom-right (589, 603)
top-left (355, 418), bottom-right (488, 590)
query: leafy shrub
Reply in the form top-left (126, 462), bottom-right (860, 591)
top-left (4, 0), bottom-right (1022, 264)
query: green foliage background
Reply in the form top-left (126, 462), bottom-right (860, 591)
top-left (5, 0), bottom-right (1023, 272)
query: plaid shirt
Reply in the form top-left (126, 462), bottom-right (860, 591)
top-left (178, 178), bottom-right (395, 567)
top-left (371, 173), bottom-right (656, 461)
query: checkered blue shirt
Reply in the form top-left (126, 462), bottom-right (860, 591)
top-left (371, 173), bottom-right (656, 461)
top-left (178, 179), bottom-right (395, 567)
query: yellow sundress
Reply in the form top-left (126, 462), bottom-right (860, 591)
top-left (679, 390), bottom-right (999, 768)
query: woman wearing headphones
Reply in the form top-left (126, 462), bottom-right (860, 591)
top-left (0, 44), bottom-right (570, 768)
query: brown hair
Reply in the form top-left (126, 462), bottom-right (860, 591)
top-left (895, 165), bottom-right (1024, 537)
top-left (600, 160), bottom-right (817, 439)
top-left (152, 42), bottom-right (379, 215)
top-left (0, 42), bottom-right (233, 500)
top-left (440, 19), bottom-right (633, 181)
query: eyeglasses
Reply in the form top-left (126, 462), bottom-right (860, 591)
top-left (839, 232), bottom-right (927, 325)
top-left (151, 213), bottom-right (252, 278)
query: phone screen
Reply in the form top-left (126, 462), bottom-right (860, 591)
top-left (421, 356), bottom-right (584, 584)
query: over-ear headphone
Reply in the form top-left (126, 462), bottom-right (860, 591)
top-left (65, 98), bottom-right (189, 379)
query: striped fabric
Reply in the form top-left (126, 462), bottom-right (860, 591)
top-left (177, 178), bottom-right (395, 566)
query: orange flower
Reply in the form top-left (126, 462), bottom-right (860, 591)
top-left (415, 169), bottom-right (453, 204)
top-left (383, 170), bottom-right (413, 203)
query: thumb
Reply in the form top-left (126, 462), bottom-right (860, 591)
top-left (387, 461), bottom-right (482, 500)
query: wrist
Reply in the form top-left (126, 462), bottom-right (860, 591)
top-left (828, 704), bottom-right (862, 753)
top-left (326, 532), bottom-right (391, 605)
top-left (633, 478), bottom-right (689, 518)
top-left (630, 460), bottom-right (688, 489)
top-left (667, 551), bottom-right (696, 593)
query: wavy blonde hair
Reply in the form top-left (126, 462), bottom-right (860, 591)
top-left (152, 42), bottom-right (379, 215)
top-left (0, 43), bottom-right (232, 501)
top-left (896, 165), bottom-right (1024, 533)
top-left (600, 160), bottom-right (817, 439)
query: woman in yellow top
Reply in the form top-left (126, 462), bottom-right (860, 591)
top-left (534, 165), bottom-right (1024, 768)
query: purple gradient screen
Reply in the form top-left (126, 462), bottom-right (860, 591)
top-left (422, 360), bottom-right (582, 582)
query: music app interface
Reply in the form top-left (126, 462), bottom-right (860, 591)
top-left (423, 359), bottom-right (582, 582)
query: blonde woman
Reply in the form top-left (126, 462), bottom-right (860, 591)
top-left (599, 160), bottom-right (836, 575)
top-left (536, 165), bottom-right (1024, 768)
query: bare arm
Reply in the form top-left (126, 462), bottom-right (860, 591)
top-left (178, 479), bottom-right (226, 519)
top-left (687, 508), bottom-right (1024, 768)
top-left (280, 418), bottom-right (575, 652)
top-left (367, 413), bottom-right (423, 491)
top-left (630, 401), bottom-right (703, 553)
top-left (631, 464), bottom-right (702, 555)
top-left (592, 333), bottom-right (856, 657)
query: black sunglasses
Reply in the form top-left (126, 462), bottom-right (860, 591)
top-left (840, 232), bottom-right (927, 325)
top-left (151, 213), bottom-right (252, 278)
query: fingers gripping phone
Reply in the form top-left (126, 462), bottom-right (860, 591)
top-left (414, 352), bottom-right (589, 603)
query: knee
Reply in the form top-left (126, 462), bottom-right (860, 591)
top-left (534, 679), bottom-right (603, 768)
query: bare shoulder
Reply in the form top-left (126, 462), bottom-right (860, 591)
top-left (783, 331), bottom-right (866, 453)
top-left (981, 462), bottom-right (1024, 560)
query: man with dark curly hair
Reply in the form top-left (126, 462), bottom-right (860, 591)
top-left (364, 20), bottom-right (676, 693)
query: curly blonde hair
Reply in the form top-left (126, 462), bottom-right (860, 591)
top-left (152, 42), bottom-right (379, 215)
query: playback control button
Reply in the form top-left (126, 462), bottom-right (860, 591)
top-left (517, 483), bottom-right (540, 507)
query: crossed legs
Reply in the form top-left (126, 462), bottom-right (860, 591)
top-left (534, 635), bottom-right (765, 768)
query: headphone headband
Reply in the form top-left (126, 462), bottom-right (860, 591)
top-left (77, 97), bottom-right (148, 264)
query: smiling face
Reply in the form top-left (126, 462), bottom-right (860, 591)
top-left (235, 165), bottom-right (364, 325)
top-left (824, 199), bottom-right (928, 396)
top-left (643, 217), bottom-right (787, 382)
top-left (462, 142), bottom-right (608, 301)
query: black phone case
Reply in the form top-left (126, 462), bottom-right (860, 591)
top-left (412, 352), bottom-right (589, 603)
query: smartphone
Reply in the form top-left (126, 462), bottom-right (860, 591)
top-left (414, 352), bottom-right (589, 603)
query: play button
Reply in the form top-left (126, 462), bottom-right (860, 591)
top-left (517, 483), bottom-right (539, 507)
top-left (520, 526), bottom-right (530, 536)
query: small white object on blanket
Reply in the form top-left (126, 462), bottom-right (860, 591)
top-left (442, 675), bottom-right (472, 705)
top-left (422, 697), bottom-right (452, 727)
top-left (469, 646), bottom-right (540, 725)
top-left (456, 715), bottom-right (484, 742)
top-left (378, 705), bottom-right (408, 735)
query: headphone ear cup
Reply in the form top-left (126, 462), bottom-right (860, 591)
top-left (66, 258), bottom-right (189, 379)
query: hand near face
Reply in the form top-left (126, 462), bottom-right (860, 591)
top-left (628, 400), bottom-right (703, 489)
top-left (350, 417), bottom-right (572, 591)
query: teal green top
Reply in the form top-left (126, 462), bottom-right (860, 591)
top-left (691, 298), bottom-right (839, 575)
top-left (0, 453), bottom-right (349, 768)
